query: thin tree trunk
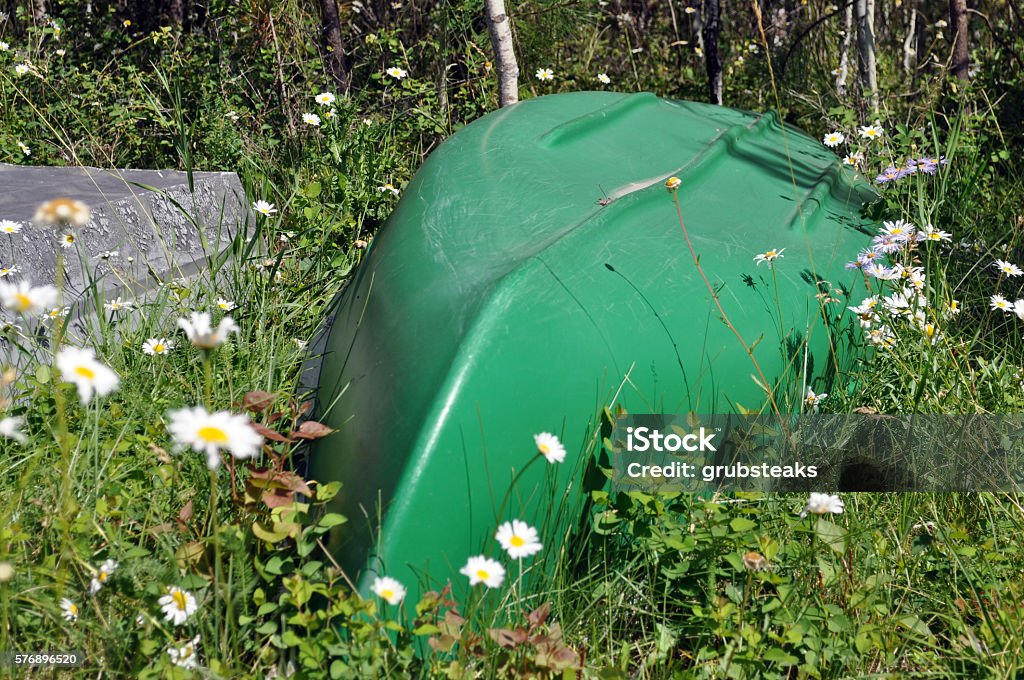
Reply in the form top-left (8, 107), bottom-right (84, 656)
top-left (319, 0), bottom-right (350, 92)
top-left (854, 0), bottom-right (878, 114)
top-left (32, 0), bottom-right (46, 20)
top-left (484, 0), bottom-right (519, 107)
top-left (836, 3), bottom-right (854, 96)
top-left (168, 0), bottom-right (185, 26)
top-left (902, 5), bottom-right (917, 75)
top-left (702, 0), bottom-right (723, 105)
top-left (949, 0), bottom-right (970, 80)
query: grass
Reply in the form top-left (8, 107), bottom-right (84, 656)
top-left (0, 1), bottom-right (1023, 677)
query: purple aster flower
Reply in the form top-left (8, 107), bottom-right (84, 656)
top-left (875, 166), bottom-right (901, 184)
top-left (871, 235), bottom-right (904, 254)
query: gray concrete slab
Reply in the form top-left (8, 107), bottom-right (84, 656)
top-left (0, 164), bottom-right (250, 302)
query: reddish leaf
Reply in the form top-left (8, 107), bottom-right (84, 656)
top-left (527, 602), bottom-right (551, 629)
top-left (262, 489), bottom-right (297, 508)
top-left (488, 627), bottom-right (527, 648)
top-left (253, 422), bottom-right (293, 444)
top-left (242, 390), bottom-right (275, 412)
top-left (291, 421), bottom-right (336, 440)
top-left (178, 499), bottom-right (194, 524)
top-left (445, 610), bottom-right (467, 628)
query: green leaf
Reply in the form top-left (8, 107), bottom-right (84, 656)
top-left (763, 647), bottom-right (798, 666)
top-left (896, 614), bottom-right (933, 638)
top-left (318, 513), bottom-right (347, 529)
top-left (35, 364), bottom-right (51, 384)
top-left (413, 624), bottom-right (441, 636)
top-left (315, 481), bottom-right (341, 503)
top-left (729, 517), bottom-right (757, 533)
top-left (255, 621), bottom-right (277, 635)
top-left (815, 518), bottom-right (847, 555)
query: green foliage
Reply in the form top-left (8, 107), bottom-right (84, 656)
top-left (0, 0), bottom-right (1023, 677)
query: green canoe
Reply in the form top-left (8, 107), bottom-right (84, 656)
top-left (306, 91), bottom-right (875, 603)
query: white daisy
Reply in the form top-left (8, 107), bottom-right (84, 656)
top-left (315, 92), bottom-right (336, 106)
top-left (822, 131), bottom-right (845, 147)
top-left (0, 220), bottom-right (20, 234)
top-left (1013, 299), bottom-right (1024, 321)
top-left (386, 66), bottom-right (408, 79)
top-left (252, 200), bottom-right (277, 217)
top-left (59, 232), bottom-right (76, 249)
top-left (858, 124), bottom-right (884, 140)
top-left (0, 281), bottom-right (58, 316)
top-left (158, 586), bottom-right (198, 626)
top-left (167, 635), bottom-right (201, 669)
top-left (991, 294), bottom-right (1013, 312)
top-left (302, 112), bottom-right (321, 127)
top-left (804, 388), bottom-right (828, 412)
top-left (56, 347), bottom-right (120, 404)
top-left (14, 63), bottom-right (28, 76)
top-left (753, 247), bottom-right (785, 266)
top-left (142, 338), bottom-right (174, 355)
top-left (459, 555), bottom-right (505, 588)
top-left (916, 225), bottom-right (951, 242)
top-left (535, 67), bottom-right (554, 81)
top-left (103, 297), bottom-right (134, 312)
top-left (495, 519), bottom-right (543, 559)
top-left (800, 492), bottom-right (844, 518)
top-left (994, 260), bottom-right (1023, 277)
top-left (371, 576), bottom-right (407, 605)
top-left (215, 298), bottom-right (237, 312)
top-left (34, 198), bottom-right (90, 227)
top-left (60, 598), bottom-right (79, 622)
top-left (166, 406), bottom-right (263, 469)
top-left (597, 73), bottom-right (611, 84)
top-left (0, 416), bottom-right (26, 444)
top-left (534, 432), bottom-right (566, 463)
top-left (88, 558), bottom-right (118, 595)
top-left (177, 311), bottom-right (239, 349)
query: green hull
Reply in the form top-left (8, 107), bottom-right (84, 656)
top-left (307, 92), bottom-right (875, 601)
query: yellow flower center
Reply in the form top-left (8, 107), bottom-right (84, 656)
top-left (154, 343), bottom-right (165, 353)
top-left (70, 603), bottom-right (78, 614)
top-left (198, 426), bottom-right (229, 445)
top-left (172, 590), bottom-right (188, 611)
top-left (98, 571), bottom-right (107, 583)
top-left (75, 365), bottom-right (96, 380)
top-left (381, 589), bottom-right (394, 600)
top-left (510, 535), bottom-right (525, 547)
top-left (538, 444), bottom-right (550, 455)
top-left (475, 569), bottom-right (490, 581)
top-left (14, 293), bottom-right (31, 311)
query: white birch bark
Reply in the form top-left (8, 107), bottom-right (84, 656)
top-left (484, 0), bottom-right (520, 107)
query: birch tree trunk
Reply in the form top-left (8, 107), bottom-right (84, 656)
top-left (319, 0), bottom-right (351, 93)
top-left (836, 3), bottom-right (854, 96)
top-left (949, 0), bottom-right (970, 80)
top-left (902, 5), bottom-right (917, 75)
top-left (168, 0), bottom-right (185, 26)
top-left (484, 0), bottom-right (520, 107)
top-left (702, 0), bottom-right (723, 105)
top-left (855, 0), bottom-right (878, 114)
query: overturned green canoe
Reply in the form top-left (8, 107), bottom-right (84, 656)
top-left (306, 91), bottom-right (875, 601)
